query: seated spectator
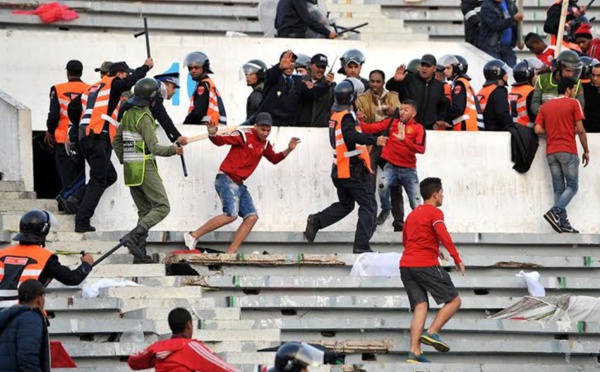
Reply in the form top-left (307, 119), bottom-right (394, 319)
top-left (275, 0), bottom-right (337, 39)
top-left (574, 23), bottom-right (600, 61)
top-left (297, 54), bottom-right (336, 127)
top-left (128, 308), bottom-right (239, 371)
top-left (261, 50), bottom-right (329, 126)
top-left (386, 54), bottom-right (449, 130)
top-left (531, 50), bottom-right (585, 115)
top-left (582, 62), bottom-right (600, 132)
top-left (509, 58), bottom-right (542, 127)
top-left (241, 59), bottom-right (267, 119)
top-left (477, 59), bottom-right (513, 131)
top-left (378, 100), bottom-right (425, 230)
top-left (478, 0), bottom-right (523, 67)
top-left (338, 49), bottom-right (370, 90)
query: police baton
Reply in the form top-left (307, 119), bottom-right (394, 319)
top-left (80, 243), bottom-right (123, 268)
top-left (134, 17), bottom-right (151, 58)
top-left (587, 0), bottom-right (595, 9)
top-left (175, 141), bottom-right (188, 177)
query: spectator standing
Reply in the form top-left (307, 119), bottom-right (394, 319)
top-left (401, 177), bottom-right (465, 363)
top-left (128, 308), bottom-right (239, 371)
top-left (478, 0), bottom-right (523, 67)
top-left (531, 50), bottom-right (585, 115)
top-left (436, 64), bottom-right (452, 102)
top-left (582, 62), bottom-right (600, 132)
top-left (574, 23), bottom-right (600, 61)
top-left (0, 279), bottom-right (50, 371)
top-left (461, 0), bottom-right (484, 46)
top-left (534, 77), bottom-right (589, 233)
top-left (241, 59), bottom-right (267, 119)
top-left (524, 33), bottom-right (561, 67)
top-left (94, 61), bottom-right (112, 78)
top-left (184, 113), bottom-right (299, 253)
top-left (477, 59), bottom-right (513, 131)
top-left (338, 49), bottom-right (370, 90)
top-left (304, 79), bottom-right (388, 253)
top-left (386, 54), bottom-right (449, 130)
top-left (509, 59), bottom-right (541, 127)
top-left (378, 100), bottom-right (425, 232)
top-left (544, 0), bottom-right (586, 45)
top-left (297, 53), bottom-right (336, 127)
top-left (183, 52), bottom-right (227, 126)
top-left (275, 0), bottom-right (337, 39)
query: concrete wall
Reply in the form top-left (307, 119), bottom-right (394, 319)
top-left (0, 90), bottom-right (33, 191)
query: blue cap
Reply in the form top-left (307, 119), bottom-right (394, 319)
top-left (154, 72), bottom-right (180, 88)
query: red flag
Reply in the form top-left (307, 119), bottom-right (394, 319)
top-left (12, 2), bottom-right (79, 24)
top-left (50, 341), bottom-right (77, 368)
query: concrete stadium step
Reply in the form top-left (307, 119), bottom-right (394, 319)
top-left (46, 297), bottom-right (123, 312)
top-left (195, 328), bottom-right (281, 342)
top-left (61, 342), bottom-right (150, 358)
top-left (0, 212), bottom-right (75, 232)
top-left (204, 340), bottom-right (280, 353)
top-left (201, 317), bottom-right (600, 336)
top-left (98, 285), bottom-right (203, 299)
top-left (184, 274), bottom-right (600, 291)
top-left (0, 198), bottom-right (58, 212)
top-left (219, 351), bottom-right (274, 365)
top-left (49, 318), bottom-right (155, 335)
top-left (227, 294), bottom-right (518, 310)
top-left (54, 369), bottom-right (132, 372)
top-left (88, 264), bottom-right (165, 278)
top-left (119, 297), bottom-right (216, 312)
top-left (123, 306), bottom-right (241, 321)
top-left (370, 0), bottom-right (553, 7)
top-left (0, 180), bottom-right (25, 192)
top-left (386, 8), bottom-right (550, 22)
top-left (0, 190), bottom-right (36, 200)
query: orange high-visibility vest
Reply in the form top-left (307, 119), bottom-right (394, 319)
top-left (477, 83), bottom-right (499, 113)
top-left (444, 82), bottom-right (452, 102)
top-left (0, 244), bottom-right (53, 308)
top-left (80, 75), bottom-right (120, 142)
top-left (329, 110), bottom-right (373, 179)
top-left (189, 76), bottom-right (227, 126)
top-left (509, 84), bottom-right (535, 127)
top-left (451, 77), bottom-right (484, 131)
top-left (53, 81), bottom-right (89, 144)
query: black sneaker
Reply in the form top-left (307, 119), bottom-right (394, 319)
top-left (75, 225), bottom-right (96, 233)
top-left (560, 223), bottom-right (579, 234)
top-left (543, 210), bottom-right (562, 233)
top-left (304, 214), bottom-right (320, 243)
top-left (393, 223), bottom-right (404, 232)
top-left (376, 209), bottom-right (390, 225)
top-left (133, 255), bottom-right (158, 264)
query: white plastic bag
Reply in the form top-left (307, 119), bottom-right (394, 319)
top-left (350, 252), bottom-right (402, 277)
top-left (82, 278), bottom-right (142, 299)
top-left (516, 270), bottom-right (546, 297)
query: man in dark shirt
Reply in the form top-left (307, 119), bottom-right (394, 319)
top-left (582, 63), bottom-right (600, 132)
top-left (386, 54), bottom-right (449, 130)
top-left (477, 59), bottom-right (513, 131)
top-left (275, 0), bottom-right (337, 39)
top-left (297, 53), bottom-right (335, 127)
top-left (261, 50), bottom-right (330, 126)
top-left (242, 59), bottom-right (267, 120)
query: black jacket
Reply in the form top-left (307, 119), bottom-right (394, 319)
top-left (386, 74), bottom-right (449, 129)
top-left (275, 0), bottom-right (330, 37)
top-left (508, 123), bottom-right (539, 173)
top-left (297, 75), bottom-right (335, 127)
top-left (261, 66), bottom-right (329, 126)
top-left (246, 83), bottom-right (264, 119)
top-left (0, 305), bottom-right (50, 372)
top-left (482, 84), bottom-right (513, 131)
top-left (478, 0), bottom-right (518, 51)
top-left (582, 82), bottom-right (600, 133)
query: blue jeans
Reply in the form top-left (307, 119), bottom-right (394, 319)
top-left (378, 164), bottom-right (421, 212)
top-left (547, 152), bottom-right (579, 223)
top-left (214, 173), bottom-right (257, 218)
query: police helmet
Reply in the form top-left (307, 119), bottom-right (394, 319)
top-left (184, 51), bottom-right (213, 74)
top-left (483, 59), bottom-right (509, 84)
top-left (272, 342), bottom-right (324, 372)
top-left (332, 79), bottom-right (359, 111)
top-left (438, 54), bottom-right (464, 77)
top-left (554, 50), bottom-right (583, 78)
top-left (295, 54), bottom-right (312, 71)
top-left (580, 56), bottom-right (599, 79)
top-left (407, 59), bottom-right (421, 75)
top-left (242, 59), bottom-right (267, 82)
top-left (128, 78), bottom-right (161, 107)
top-left (13, 209), bottom-right (58, 246)
top-left (337, 49), bottom-right (366, 74)
top-left (513, 58), bottom-right (544, 86)
top-left (454, 55), bottom-right (469, 74)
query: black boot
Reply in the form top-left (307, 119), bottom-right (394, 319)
top-left (132, 229), bottom-right (157, 264)
top-left (120, 225), bottom-right (150, 262)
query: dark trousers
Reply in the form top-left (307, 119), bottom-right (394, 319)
top-left (316, 174), bottom-right (376, 253)
top-left (76, 135), bottom-right (117, 227)
top-left (55, 144), bottom-right (85, 194)
top-left (370, 148), bottom-right (405, 229)
top-left (464, 17), bottom-right (480, 46)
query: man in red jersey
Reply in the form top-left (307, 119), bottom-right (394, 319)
top-left (535, 77), bottom-right (589, 234)
top-left (184, 112), bottom-right (300, 252)
top-left (400, 177), bottom-right (465, 363)
top-left (128, 308), bottom-right (239, 372)
top-left (378, 100), bottom-right (425, 230)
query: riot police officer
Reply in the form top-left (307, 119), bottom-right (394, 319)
top-left (477, 59), bottom-right (513, 131)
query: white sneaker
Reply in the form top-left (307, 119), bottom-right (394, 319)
top-left (184, 232), bottom-right (198, 250)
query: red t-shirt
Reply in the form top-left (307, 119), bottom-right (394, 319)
top-left (587, 38), bottom-right (600, 61)
top-left (400, 204), bottom-right (462, 267)
top-left (209, 128), bottom-right (286, 184)
top-left (380, 118), bottom-right (426, 169)
top-left (535, 96), bottom-right (584, 155)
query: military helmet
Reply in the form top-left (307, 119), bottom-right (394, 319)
top-left (13, 209), bottom-right (58, 246)
top-left (580, 56), bottom-right (599, 79)
top-left (184, 51), bottom-right (213, 74)
top-left (128, 78), bottom-right (161, 107)
top-left (295, 54), bottom-right (312, 70)
top-left (483, 59), bottom-right (509, 84)
top-left (407, 58), bottom-right (421, 75)
top-left (513, 58), bottom-right (543, 85)
top-left (272, 342), bottom-right (324, 372)
top-left (242, 59), bottom-right (267, 82)
top-left (337, 49), bottom-right (366, 74)
top-left (554, 50), bottom-right (583, 78)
